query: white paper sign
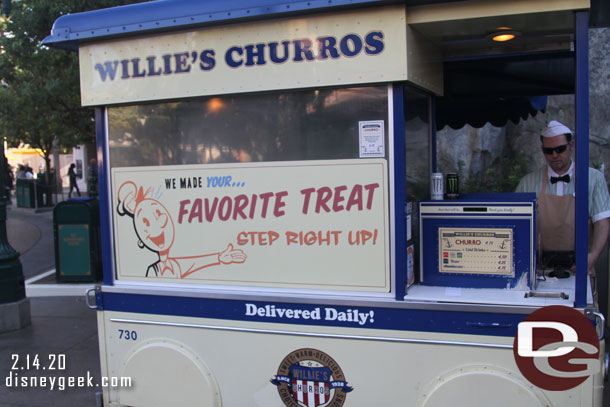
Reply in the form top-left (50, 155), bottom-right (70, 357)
top-left (359, 120), bottom-right (385, 158)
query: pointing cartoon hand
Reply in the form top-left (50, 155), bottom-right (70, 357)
top-left (219, 244), bottom-right (247, 265)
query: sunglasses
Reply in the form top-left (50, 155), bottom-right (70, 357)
top-left (542, 144), bottom-right (569, 155)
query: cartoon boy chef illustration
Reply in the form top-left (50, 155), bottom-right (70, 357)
top-left (117, 181), bottom-right (247, 278)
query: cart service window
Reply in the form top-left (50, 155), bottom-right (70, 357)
top-left (108, 86), bottom-right (391, 292)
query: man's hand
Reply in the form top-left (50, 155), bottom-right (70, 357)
top-left (587, 253), bottom-right (596, 274)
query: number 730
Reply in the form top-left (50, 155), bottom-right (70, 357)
top-left (118, 329), bottom-right (137, 340)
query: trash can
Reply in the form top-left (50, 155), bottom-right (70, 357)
top-left (53, 198), bottom-right (102, 282)
top-left (16, 178), bottom-right (35, 208)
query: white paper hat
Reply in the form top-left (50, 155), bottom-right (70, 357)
top-left (541, 120), bottom-right (572, 138)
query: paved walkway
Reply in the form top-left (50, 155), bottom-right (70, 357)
top-left (7, 207), bottom-right (52, 280)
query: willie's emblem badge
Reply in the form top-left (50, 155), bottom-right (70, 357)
top-left (271, 348), bottom-right (353, 407)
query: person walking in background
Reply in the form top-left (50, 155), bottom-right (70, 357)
top-left (68, 163), bottom-right (81, 198)
top-left (24, 165), bottom-right (33, 179)
top-left (16, 164), bottom-right (25, 179)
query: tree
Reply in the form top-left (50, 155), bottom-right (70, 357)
top-left (0, 0), bottom-right (145, 197)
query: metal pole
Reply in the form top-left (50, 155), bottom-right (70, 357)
top-left (33, 177), bottom-right (38, 210)
top-left (0, 0), bottom-right (30, 331)
top-left (0, 137), bottom-right (25, 304)
top-left (574, 11), bottom-right (589, 308)
top-left (52, 137), bottom-right (62, 203)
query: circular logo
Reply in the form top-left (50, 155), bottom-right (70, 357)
top-left (513, 305), bottom-right (600, 391)
top-left (270, 348), bottom-right (353, 407)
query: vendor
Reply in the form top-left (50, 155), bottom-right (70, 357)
top-left (515, 120), bottom-right (610, 272)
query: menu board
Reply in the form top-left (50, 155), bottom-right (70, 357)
top-left (438, 228), bottom-right (513, 276)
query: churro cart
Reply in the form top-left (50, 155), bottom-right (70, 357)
top-left (43, 1), bottom-right (606, 406)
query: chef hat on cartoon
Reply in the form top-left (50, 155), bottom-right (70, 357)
top-left (117, 181), bottom-right (138, 217)
top-left (117, 181), bottom-right (153, 217)
top-left (541, 120), bottom-right (572, 138)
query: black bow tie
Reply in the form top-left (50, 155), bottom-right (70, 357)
top-left (550, 174), bottom-right (570, 184)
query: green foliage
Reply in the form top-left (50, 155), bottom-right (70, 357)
top-left (0, 0), bottom-right (146, 166)
top-left (459, 152), bottom-right (531, 193)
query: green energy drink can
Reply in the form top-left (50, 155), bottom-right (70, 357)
top-left (446, 173), bottom-right (459, 199)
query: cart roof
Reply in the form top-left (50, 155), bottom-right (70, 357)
top-left (44, 0), bottom-right (460, 51)
top-left (42, 0), bottom-right (610, 52)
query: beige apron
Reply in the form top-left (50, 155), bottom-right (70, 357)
top-left (538, 170), bottom-right (596, 296)
top-left (538, 170), bottom-right (575, 251)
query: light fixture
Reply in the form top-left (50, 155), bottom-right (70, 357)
top-left (207, 97), bottom-right (226, 113)
top-left (487, 27), bottom-right (521, 42)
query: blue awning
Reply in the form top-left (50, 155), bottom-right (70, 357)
top-left (43, 0), bottom-right (399, 50)
top-left (43, 0), bottom-right (471, 51)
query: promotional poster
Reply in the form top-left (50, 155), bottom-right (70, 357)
top-left (111, 159), bottom-right (390, 291)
